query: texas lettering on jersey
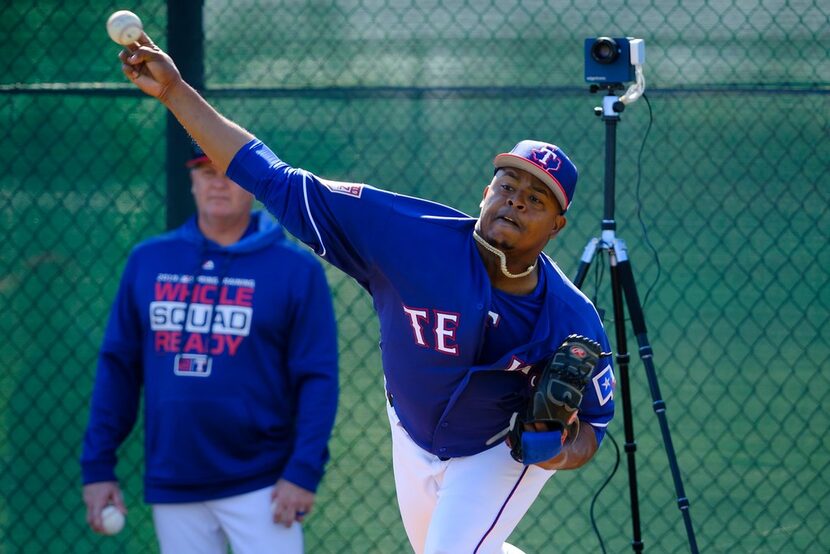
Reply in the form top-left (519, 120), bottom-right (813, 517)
top-left (401, 304), bottom-right (533, 372)
top-left (149, 273), bottom-right (255, 376)
top-left (402, 304), bottom-right (461, 356)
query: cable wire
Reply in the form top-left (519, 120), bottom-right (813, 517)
top-left (591, 429), bottom-right (621, 554)
top-left (634, 93), bottom-right (661, 307)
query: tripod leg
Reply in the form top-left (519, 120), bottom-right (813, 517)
top-left (608, 249), bottom-right (645, 553)
top-left (573, 237), bottom-right (600, 288)
top-left (614, 240), bottom-right (700, 554)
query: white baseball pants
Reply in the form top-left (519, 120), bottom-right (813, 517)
top-left (387, 401), bottom-right (556, 554)
top-left (152, 485), bottom-right (303, 554)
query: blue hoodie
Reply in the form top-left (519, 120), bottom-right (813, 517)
top-left (81, 211), bottom-right (339, 503)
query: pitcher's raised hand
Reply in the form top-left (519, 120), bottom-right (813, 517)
top-left (119, 32), bottom-right (183, 102)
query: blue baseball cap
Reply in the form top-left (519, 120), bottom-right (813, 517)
top-left (493, 140), bottom-right (578, 212)
top-left (185, 142), bottom-right (211, 168)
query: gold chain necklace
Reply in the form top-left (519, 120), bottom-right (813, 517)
top-left (473, 230), bottom-right (537, 279)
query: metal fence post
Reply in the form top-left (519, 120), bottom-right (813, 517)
top-left (165, 0), bottom-right (205, 229)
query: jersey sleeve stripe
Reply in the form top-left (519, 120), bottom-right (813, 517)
top-left (302, 172), bottom-right (327, 257)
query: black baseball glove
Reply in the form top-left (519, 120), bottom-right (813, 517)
top-left (508, 334), bottom-right (602, 465)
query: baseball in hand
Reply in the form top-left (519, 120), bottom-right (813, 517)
top-left (100, 505), bottom-right (125, 535)
top-left (106, 10), bottom-right (143, 46)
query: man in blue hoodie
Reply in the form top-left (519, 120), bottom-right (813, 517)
top-left (80, 146), bottom-right (339, 554)
top-left (115, 33), bottom-right (616, 554)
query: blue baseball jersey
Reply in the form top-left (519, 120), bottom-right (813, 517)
top-left (228, 140), bottom-right (615, 458)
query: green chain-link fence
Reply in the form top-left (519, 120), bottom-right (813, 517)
top-left (2, 0), bottom-right (828, 552)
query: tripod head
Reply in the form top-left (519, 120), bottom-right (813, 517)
top-left (590, 84), bottom-right (627, 119)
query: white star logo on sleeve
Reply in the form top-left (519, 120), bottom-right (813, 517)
top-left (592, 364), bottom-right (616, 406)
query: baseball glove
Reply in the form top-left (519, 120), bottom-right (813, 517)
top-left (508, 334), bottom-right (602, 465)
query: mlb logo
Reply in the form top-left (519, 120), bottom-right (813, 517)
top-left (174, 354), bottom-right (212, 377)
top-left (323, 180), bottom-right (364, 198)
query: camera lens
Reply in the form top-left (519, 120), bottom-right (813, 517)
top-left (591, 37), bottom-right (619, 65)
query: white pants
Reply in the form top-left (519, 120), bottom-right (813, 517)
top-left (387, 402), bottom-right (556, 554)
top-left (152, 485), bottom-right (303, 554)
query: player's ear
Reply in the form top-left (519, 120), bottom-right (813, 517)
top-left (480, 184), bottom-right (492, 209)
top-left (548, 214), bottom-right (567, 239)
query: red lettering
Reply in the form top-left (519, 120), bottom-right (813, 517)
top-left (154, 331), bottom-right (171, 351)
top-left (192, 284), bottom-right (217, 304)
top-left (224, 335), bottom-right (243, 356)
top-left (184, 333), bottom-right (205, 353)
top-left (219, 287), bottom-right (233, 305)
top-left (155, 282), bottom-right (188, 301)
top-left (204, 334), bottom-right (244, 355)
top-left (218, 286), bottom-right (253, 307)
top-left (210, 335), bottom-right (223, 355)
top-left (154, 331), bottom-right (182, 352)
top-left (236, 287), bottom-right (254, 307)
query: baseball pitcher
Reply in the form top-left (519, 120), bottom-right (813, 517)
top-left (116, 32), bottom-right (615, 554)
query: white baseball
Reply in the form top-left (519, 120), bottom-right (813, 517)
top-left (106, 10), bottom-right (143, 46)
top-left (100, 505), bottom-right (125, 535)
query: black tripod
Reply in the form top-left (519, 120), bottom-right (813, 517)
top-left (574, 86), bottom-right (699, 554)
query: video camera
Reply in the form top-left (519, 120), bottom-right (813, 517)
top-left (584, 37), bottom-right (645, 85)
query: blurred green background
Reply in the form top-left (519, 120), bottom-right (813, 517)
top-left (1, 0), bottom-right (828, 552)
